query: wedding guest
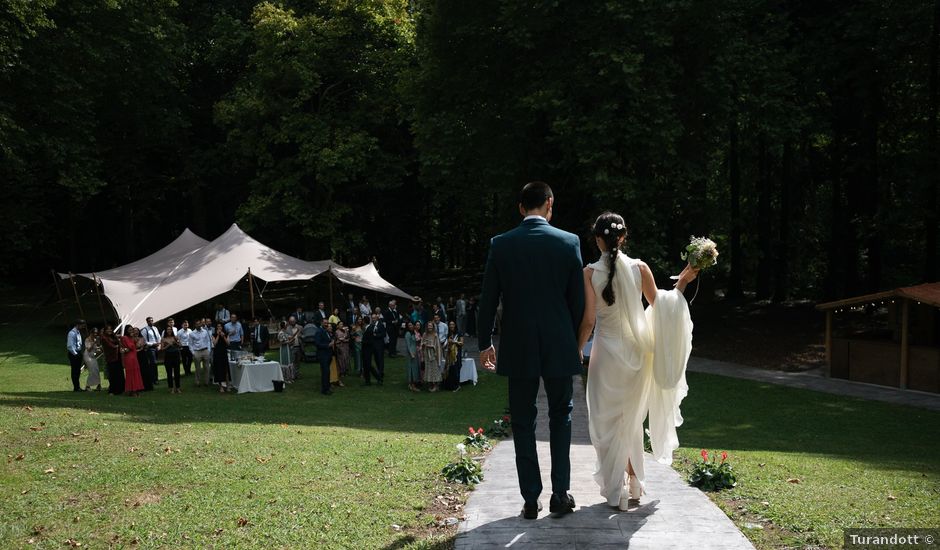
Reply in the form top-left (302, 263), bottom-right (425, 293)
top-left (121, 326), bottom-right (144, 397)
top-left (134, 327), bottom-right (154, 391)
top-left (345, 293), bottom-right (358, 325)
top-left (215, 303), bottom-right (230, 324)
top-left (328, 308), bottom-right (342, 326)
top-left (361, 312), bottom-right (386, 386)
top-left (404, 321), bottom-right (420, 392)
top-left (162, 317), bottom-right (178, 337)
top-left (287, 315), bottom-right (303, 379)
top-left (83, 327), bottom-right (102, 391)
top-left (160, 327), bottom-right (182, 393)
top-left (444, 321), bottom-right (464, 392)
top-left (313, 320), bottom-right (334, 395)
top-left (66, 319), bottom-right (86, 392)
top-left (212, 322), bottom-right (230, 393)
top-left (421, 322), bottom-right (442, 392)
top-left (293, 306), bottom-right (307, 326)
top-left (334, 321), bottom-right (351, 377)
top-left (414, 321), bottom-right (425, 383)
top-left (140, 317), bottom-right (161, 387)
top-left (456, 294), bottom-right (468, 335)
top-left (190, 319), bottom-right (211, 387)
top-left (249, 317), bottom-right (269, 357)
top-left (325, 322), bottom-right (343, 388)
top-left (446, 296), bottom-right (457, 324)
top-left (311, 301), bottom-right (328, 326)
top-left (100, 325), bottom-right (124, 395)
top-left (358, 296), bottom-right (372, 318)
top-left (436, 296), bottom-right (447, 322)
top-left (384, 299), bottom-right (404, 357)
top-left (225, 313), bottom-right (243, 351)
top-left (277, 321), bottom-right (294, 382)
top-left (351, 318), bottom-right (363, 375)
top-left (434, 314), bottom-right (447, 371)
top-left (466, 296), bottom-right (478, 337)
top-left (177, 320), bottom-right (193, 376)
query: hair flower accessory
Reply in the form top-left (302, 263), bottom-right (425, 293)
top-left (604, 229), bottom-right (610, 235)
top-left (616, 223), bottom-right (624, 230)
top-left (610, 222), bottom-right (617, 229)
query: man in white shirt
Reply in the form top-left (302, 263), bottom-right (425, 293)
top-left (141, 316), bottom-right (161, 387)
top-left (434, 314), bottom-right (447, 370)
top-left (225, 313), bottom-right (244, 351)
top-left (162, 317), bottom-right (178, 337)
top-left (66, 319), bottom-right (86, 392)
top-left (177, 319), bottom-right (193, 377)
top-left (215, 303), bottom-right (231, 324)
top-left (359, 296), bottom-right (372, 318)
top-left (189, 319), bottom-right (211, 386)
top-left (456, 294), bottom-right (467, 335)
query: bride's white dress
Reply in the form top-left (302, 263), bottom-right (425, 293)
top-left (586, 252), bottom-right (693, 506)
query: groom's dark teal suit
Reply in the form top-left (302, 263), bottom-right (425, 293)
top-left (478, 216), bottom-right (585, 506)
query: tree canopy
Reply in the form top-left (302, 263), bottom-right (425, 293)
top-left (2, 0), bottom-right (937, 301)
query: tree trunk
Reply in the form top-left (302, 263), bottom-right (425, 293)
top-left (756, 136), bottom-right (773, 299)
top-left (728, 117), bottom-right (743, 300)
top-left (774, 142), bottom-right (792, 302)
top-left (927, 0), bottom-right (940, 281)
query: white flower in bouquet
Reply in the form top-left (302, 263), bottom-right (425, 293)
top-left (681, 236), bottom-right (719, 271)
top-left (456, 443), bottom-right (467, 456)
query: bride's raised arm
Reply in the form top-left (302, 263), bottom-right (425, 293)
top-left (640, 262), bottom-right (698, 306)
top-left (577, 267), bottom-right (596, 358)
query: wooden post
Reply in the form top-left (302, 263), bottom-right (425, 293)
top-left (51, 270), bottom-right (69, 322)
top-left (825, 309), bottom-right (833, 378)
top-left (92, 273), bottom-right (108, 323)
top-left (68, 273), bottom-right (85, 319)
top-left (900, 298), bottom-right (910, 389)
top-left (248, 269), bottom-right (255, 319)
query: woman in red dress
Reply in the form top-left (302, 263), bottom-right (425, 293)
top-left (121, 326), bottom-right (144, 396)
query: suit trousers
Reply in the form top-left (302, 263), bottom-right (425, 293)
top-left (508, 375), bottom-right (574, 505)
top-left (68, 352), bottom-right (83, 391)
top-left (180, 346), bottom-right (193, 375)
top-left (360, 343), bottom-right (383, 383)
top-left (192, 349), bottom-right (210, 385)
top-left (318, 349), bottom-right (332, 394)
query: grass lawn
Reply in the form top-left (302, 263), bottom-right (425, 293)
top-left (0, 304), bottom-right (508, 549)
top-left (673, 372), bottom-right (940, 549)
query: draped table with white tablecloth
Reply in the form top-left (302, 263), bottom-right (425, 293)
top-left (460, 357), bottom-right (478, 385)
top-left (228, 360), bottom-right (284, 393)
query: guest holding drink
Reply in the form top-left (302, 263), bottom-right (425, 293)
top-left (120, 326), bottom-right (144, 397)
top-left (212, 323), bottom-right (230, 393)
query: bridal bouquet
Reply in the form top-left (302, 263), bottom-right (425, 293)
top-left (681, 236), bottom-right (719, 271)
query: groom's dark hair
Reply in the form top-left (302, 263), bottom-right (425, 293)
top-left (519, 181), bottom-right (553, 211)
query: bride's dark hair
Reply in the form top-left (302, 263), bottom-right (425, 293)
top-left (592, 212), bottom-right (628, 306)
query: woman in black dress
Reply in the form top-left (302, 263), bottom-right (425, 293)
top-left (443, 321), bottom-right (464, 392)
top-left (161, 329), bottom-right (182, 394)
top-left (212, 323), bottom-right (230, 394)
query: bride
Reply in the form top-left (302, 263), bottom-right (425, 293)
top-left (578, 212), bottom-right (698, 511)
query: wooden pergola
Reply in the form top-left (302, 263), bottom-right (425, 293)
top-left (816, 282), bottom-right (940, 391)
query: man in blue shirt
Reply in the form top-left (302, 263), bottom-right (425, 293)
top-left (66, 319), bottom-right (86, 392)
top-left (225, 313), bottom-right (244, 351)
top-left (313, 319), bottom-right (334, 395)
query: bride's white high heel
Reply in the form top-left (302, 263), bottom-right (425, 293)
top-left (628, 475), bottom-right (645, 500)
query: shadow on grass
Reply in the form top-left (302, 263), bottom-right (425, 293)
top-left (676, 372), bottom-right (940, 473)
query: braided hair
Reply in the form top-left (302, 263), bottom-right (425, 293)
top-left (592, 212), bottom-right (628, 306)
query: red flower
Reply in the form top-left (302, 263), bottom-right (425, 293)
top-left (721, 451), bottom-right (728, 462)
top-left (468, 426), bottom-right (475, 435)
top-left (476, 428), bottom-right (484, 435)
top-left (502, 415), bottom-right (510, 422)
top-left (701, 449), bottom-right (709, 461)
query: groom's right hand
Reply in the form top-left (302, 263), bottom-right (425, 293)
top-left (480, 346), bottom-right (497, 372)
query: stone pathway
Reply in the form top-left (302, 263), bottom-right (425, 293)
top-left (456, 377), bottom-right (755, 549)
top-left (689, 357), bottom-right (940, 412)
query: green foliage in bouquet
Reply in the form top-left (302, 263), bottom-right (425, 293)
top-left (681, 236), bottom-right (719, 271)
top-left (689, 449), bottom-right (737, 491)
top-left (486, 415), bottom-right (511, 439)
top-left (442, 444), bottom-right (484, 485)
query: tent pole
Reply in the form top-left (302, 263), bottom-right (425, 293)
top-left (51, 269), bottom-right (69, 322)
top-left (68, 272), bottom-right (85, 319)
top-left (248, 268), bottom-right (255, 319)
top-left (824, 309), bottom-right (832, 378)
top-left (900, 298), bottom-right (910, 390)
top-left (92, 273), bottom-right (108, 323)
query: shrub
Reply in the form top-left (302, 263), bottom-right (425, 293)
top-left (689, 449), bottom-right (737, 491)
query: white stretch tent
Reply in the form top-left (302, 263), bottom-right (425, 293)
top-left (61, 224), bottom-right (413, 328)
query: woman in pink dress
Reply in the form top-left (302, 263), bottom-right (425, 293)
top-left (121, 326), bottom-right (144, 396)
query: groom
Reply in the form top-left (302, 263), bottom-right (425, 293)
top-left (478, 181), bottom-right (585, 519)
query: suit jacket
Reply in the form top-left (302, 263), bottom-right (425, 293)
top-left (383, 309), bottom-right (402, 336)
top-left (312, 326), bottom-right (333, 351)
top-left (250, 324), bottom-right (270, 352)
top-left (362, 320), bottom-right (387, 347)
top-left (311, 309), bottom-right (328, 326)
top-left (477, 217), bottom-right (585, 378)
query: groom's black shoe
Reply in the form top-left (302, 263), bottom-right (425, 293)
top-left (522, 500), bottom-right (542, 520)
top-left (549, 492), bottom-right (576, 517)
